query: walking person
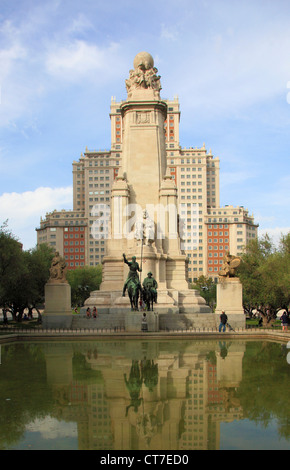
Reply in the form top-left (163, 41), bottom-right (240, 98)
top-left (219, 311), bottom-right (228, 333)
top-left (280, 310), bottom-right (289, 332)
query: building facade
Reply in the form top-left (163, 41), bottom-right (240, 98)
top-left (36, 210), bottom-right (87, 269)
top-left (36, 96), bottom-right (257, 280)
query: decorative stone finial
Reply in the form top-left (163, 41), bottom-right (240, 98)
top-left (133, 51), bottom-right (154, 70)
top-left (125, 51), bottom-right (162, 99)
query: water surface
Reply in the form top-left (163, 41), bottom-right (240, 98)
top-left (0, 339), bottom-right (289, 450)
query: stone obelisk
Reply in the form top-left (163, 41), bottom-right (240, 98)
top-left (85, 52), bottom-right (211, 316)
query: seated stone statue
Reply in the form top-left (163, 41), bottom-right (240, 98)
top-left (48, 251), bottom-right (67, 283)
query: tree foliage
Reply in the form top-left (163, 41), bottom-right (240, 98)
top-left (66, 265), bottom-right (102, 307)
top-left (237, 232), bottom-right (290, 326)
top-left (236, 341), bottom-right (290, 438)
top-left (191, 275), bottom-right (216, 309)
top-left (0, 222), bottom-right (54, 321)
top-left (0, 343), bottom-right (53, 448)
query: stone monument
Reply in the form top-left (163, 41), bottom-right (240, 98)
top-left (84, 52), bottom-right (212, 329)
top-left (43, 251), bottom-right (72, 328)
top-left (215, 252), bottom-right (245, 329)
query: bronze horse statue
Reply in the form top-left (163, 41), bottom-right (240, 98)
top-left (142, 286), bottom-right (156, 311)
top-left (127, 279), bottom-right (141, 311)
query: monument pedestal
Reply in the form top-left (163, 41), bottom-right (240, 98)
top-left (125, 311), bottom-right (159, 332)
top-left (215, 278), bottom-right (245, 329)
top-left (84, 287), bottom-right (212, 316)
top-left (43, 282), bottom-right (72, 329)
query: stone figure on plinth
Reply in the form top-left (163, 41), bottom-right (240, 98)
top-left (219, 251), bottom-right (241, 278)
top-left (215, 251), bottom-right (244, 329)
top-left (48, 251), bottom-right (68, 284)
top-left (44, 251), bottom-right (71, 328)
top-left (134, 209), bottom-right (155, 246)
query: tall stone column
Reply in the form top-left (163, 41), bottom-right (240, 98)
top-left (100, 52), bottom-right (170, 292)
top-left (100, 174), bottom-right (130, 291)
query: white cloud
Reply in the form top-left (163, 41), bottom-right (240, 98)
top-left (26, 416), bottom-right (77, 439)
top-left (160, 24), bottom-right (179, 41)
top-left (45, 40), bottom-right (120, 81)
top-left (220, 171), bottom-right (255, 186)
top-left (0, 10), bottom-right (123, 128)
top-left (0, 186), bottom-right (73, 249)
top-left (255, 175), bottom-right (290, 209)
top-left (258, 227), bottom-right (290, 247)
top-left (0, 42), bottom-right (27, 82)
top-left (0, 20), bottom-right (43, 127)
top-left (167, 24), bottom-right (290, 118)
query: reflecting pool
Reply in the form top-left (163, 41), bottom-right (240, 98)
top-left (0, 339), bottom-right (289, 450)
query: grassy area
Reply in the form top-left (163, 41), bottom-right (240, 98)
top-left (246, 318), bottom-right (282, 329)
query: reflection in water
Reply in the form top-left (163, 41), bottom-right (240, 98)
top-left (124, 361), bottom-right (144, 415)
top-left (124, 359), bottom-right (159, 446)
top-left (0, 339), bottom-right (289, 450)
top-left (124, 359), bottom-right (158, 414)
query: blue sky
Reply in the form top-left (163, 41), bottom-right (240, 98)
top-left (0, 0), bottom-right (289, 249)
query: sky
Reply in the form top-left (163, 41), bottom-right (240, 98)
top-left (0, 0), bottom-right (289, 250)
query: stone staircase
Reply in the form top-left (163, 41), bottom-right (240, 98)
top-left (158, 313), bottom-right (216, 330)
top-left (71, 313), bottom-right (126, 330)
top-left (71, 311), bottom-right (217, 331)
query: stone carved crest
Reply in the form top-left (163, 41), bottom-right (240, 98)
top-left (136, 112), bottom-right (150, 124)
top-left (125, 52), bottom-right (162, 98)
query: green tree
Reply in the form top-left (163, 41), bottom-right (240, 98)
top-left (191, 275), bottom-right (216, 309)
top-left (238, 233), bottom-right (290, 326)
top-left (0, 221), bottom-right (25, 319)
top-left (0, 343), bottom-right (53, 449)
top-left (0, 222), bottom-right (54, 321)
top-left (236, 342), bottom-right (290, 439)
top-left (23, 244), bottom-right (54, 320)
top-left (66, 265), bottom-right (102, 307)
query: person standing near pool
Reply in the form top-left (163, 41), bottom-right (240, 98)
top-left (219, 311), bottom-right (228, 333)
